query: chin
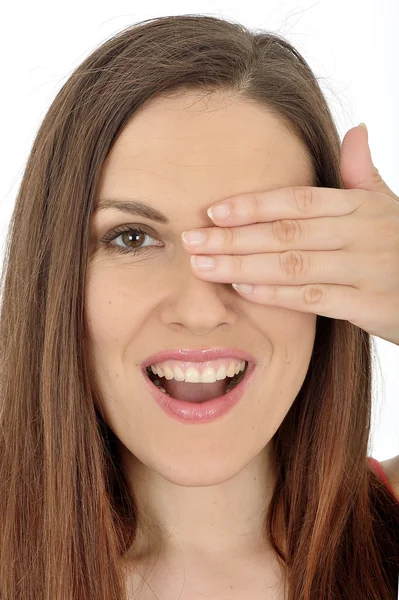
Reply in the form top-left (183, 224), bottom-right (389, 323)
top-left (153, 455), bottom-right (244, 487)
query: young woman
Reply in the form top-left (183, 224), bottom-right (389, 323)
top-left (0, 14), bottom-right (398, 600)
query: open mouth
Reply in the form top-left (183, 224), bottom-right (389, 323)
top-left (145, 360), bottom-right (249, 401)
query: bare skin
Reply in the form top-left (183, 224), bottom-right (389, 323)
top-left (86, 90), bottom-right (316, 595)
top-left (125, 548), bottom-right (287, 599)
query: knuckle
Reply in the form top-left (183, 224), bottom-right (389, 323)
top-left (292, 186), bottom-right (315, 214)
top-left (375, 250), bottom-right (393, 272)
top-left (233, 254), bottom-right (245, 275)
top-left (279, 249), bottom-right (306, 279)
top-left (224, 226), bottom-right (238, 249)
top-left (234, 194), bottom-right (261, 220)
top-left (252, 193), bottom-right (262, 217)
top-left (272, 219), bottom-right (301, 244)
top-left (379, 217), bottom-right (399, 242)
top-left (303, 285), bottom-right (325, 305)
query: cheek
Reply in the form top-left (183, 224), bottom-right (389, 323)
top-left (85, 265), bottom-right (161, 347)
top-left (84, 270), bottom-right (160, 403)
top-left (247, 308), bottom-right (317, 431)
top-left (276, 312), bottom-right (317, 369)
top-left (262, 308), bottom-right (317, 390)
top-left (84, 268), bottom-right (156, 418)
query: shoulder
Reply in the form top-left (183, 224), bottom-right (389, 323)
top-left (380, 455), bottom-right (399, 498)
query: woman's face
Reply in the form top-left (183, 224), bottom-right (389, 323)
top-left (85, 91), bottom-right (317, 487)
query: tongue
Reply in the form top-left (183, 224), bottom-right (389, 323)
top-left (164, 379), bottom-right (228, 402)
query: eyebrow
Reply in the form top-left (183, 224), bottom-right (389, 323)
top-left (94, 197), bottom-right (170, 224)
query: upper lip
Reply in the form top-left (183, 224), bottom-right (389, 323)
top-left (141, 347), bottom-right (257, 369)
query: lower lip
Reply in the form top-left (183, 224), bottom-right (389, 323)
top-left (141, 362), bottom-right (256, 424)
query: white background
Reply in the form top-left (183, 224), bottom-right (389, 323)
top-left (1, 0), bottom-right (398, 461)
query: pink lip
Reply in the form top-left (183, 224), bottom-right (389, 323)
top-left (141, 361), bottom-right (257, 424)
top-left (140, 347), bottom-right (258, 369)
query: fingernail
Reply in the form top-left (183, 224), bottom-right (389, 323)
top-left (359, 122), bottom-right (367, 132)
top-left (232, 283), bottom-right (254, 294)
top-left (207, 204), bottom-right (230, 220)
top-left (190, 255), bottom-right (215, 270)
top-left (182, 230), bottom-right (207, 246)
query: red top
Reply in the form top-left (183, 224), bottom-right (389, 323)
top-left (368, 456), bottom-right (399, 502)
top-left (368, 457), bottom-right (399, 598)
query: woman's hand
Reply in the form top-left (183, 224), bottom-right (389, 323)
top-left (181, 124), bottom-right (399, 346)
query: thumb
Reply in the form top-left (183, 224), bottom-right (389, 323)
top-left (340, 123), bottom-right (398, 200)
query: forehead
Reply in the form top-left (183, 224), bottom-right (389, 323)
top-left (98, 92), bottom-right (315, 201)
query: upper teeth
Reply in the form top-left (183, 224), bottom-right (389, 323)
top-left (148, 360), bottom-right (246, 383)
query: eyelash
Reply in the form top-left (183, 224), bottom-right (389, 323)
top-left (101, 224), bottom-right (163, 256)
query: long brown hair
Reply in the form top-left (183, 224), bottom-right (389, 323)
top-left (0, 14), bottom-right (398, 599)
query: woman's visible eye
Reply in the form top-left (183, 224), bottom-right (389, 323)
top-left (101, 224), bottom-right (163, 256)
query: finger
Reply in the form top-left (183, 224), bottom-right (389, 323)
top-left (231, 282), bottom-right (362, 321)
top-left (190, 249), bottom-right (362, 286)
top-left (183, 216), bottom-right (348, 255)
top-left (208, 186), bottom-right (364, 227)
